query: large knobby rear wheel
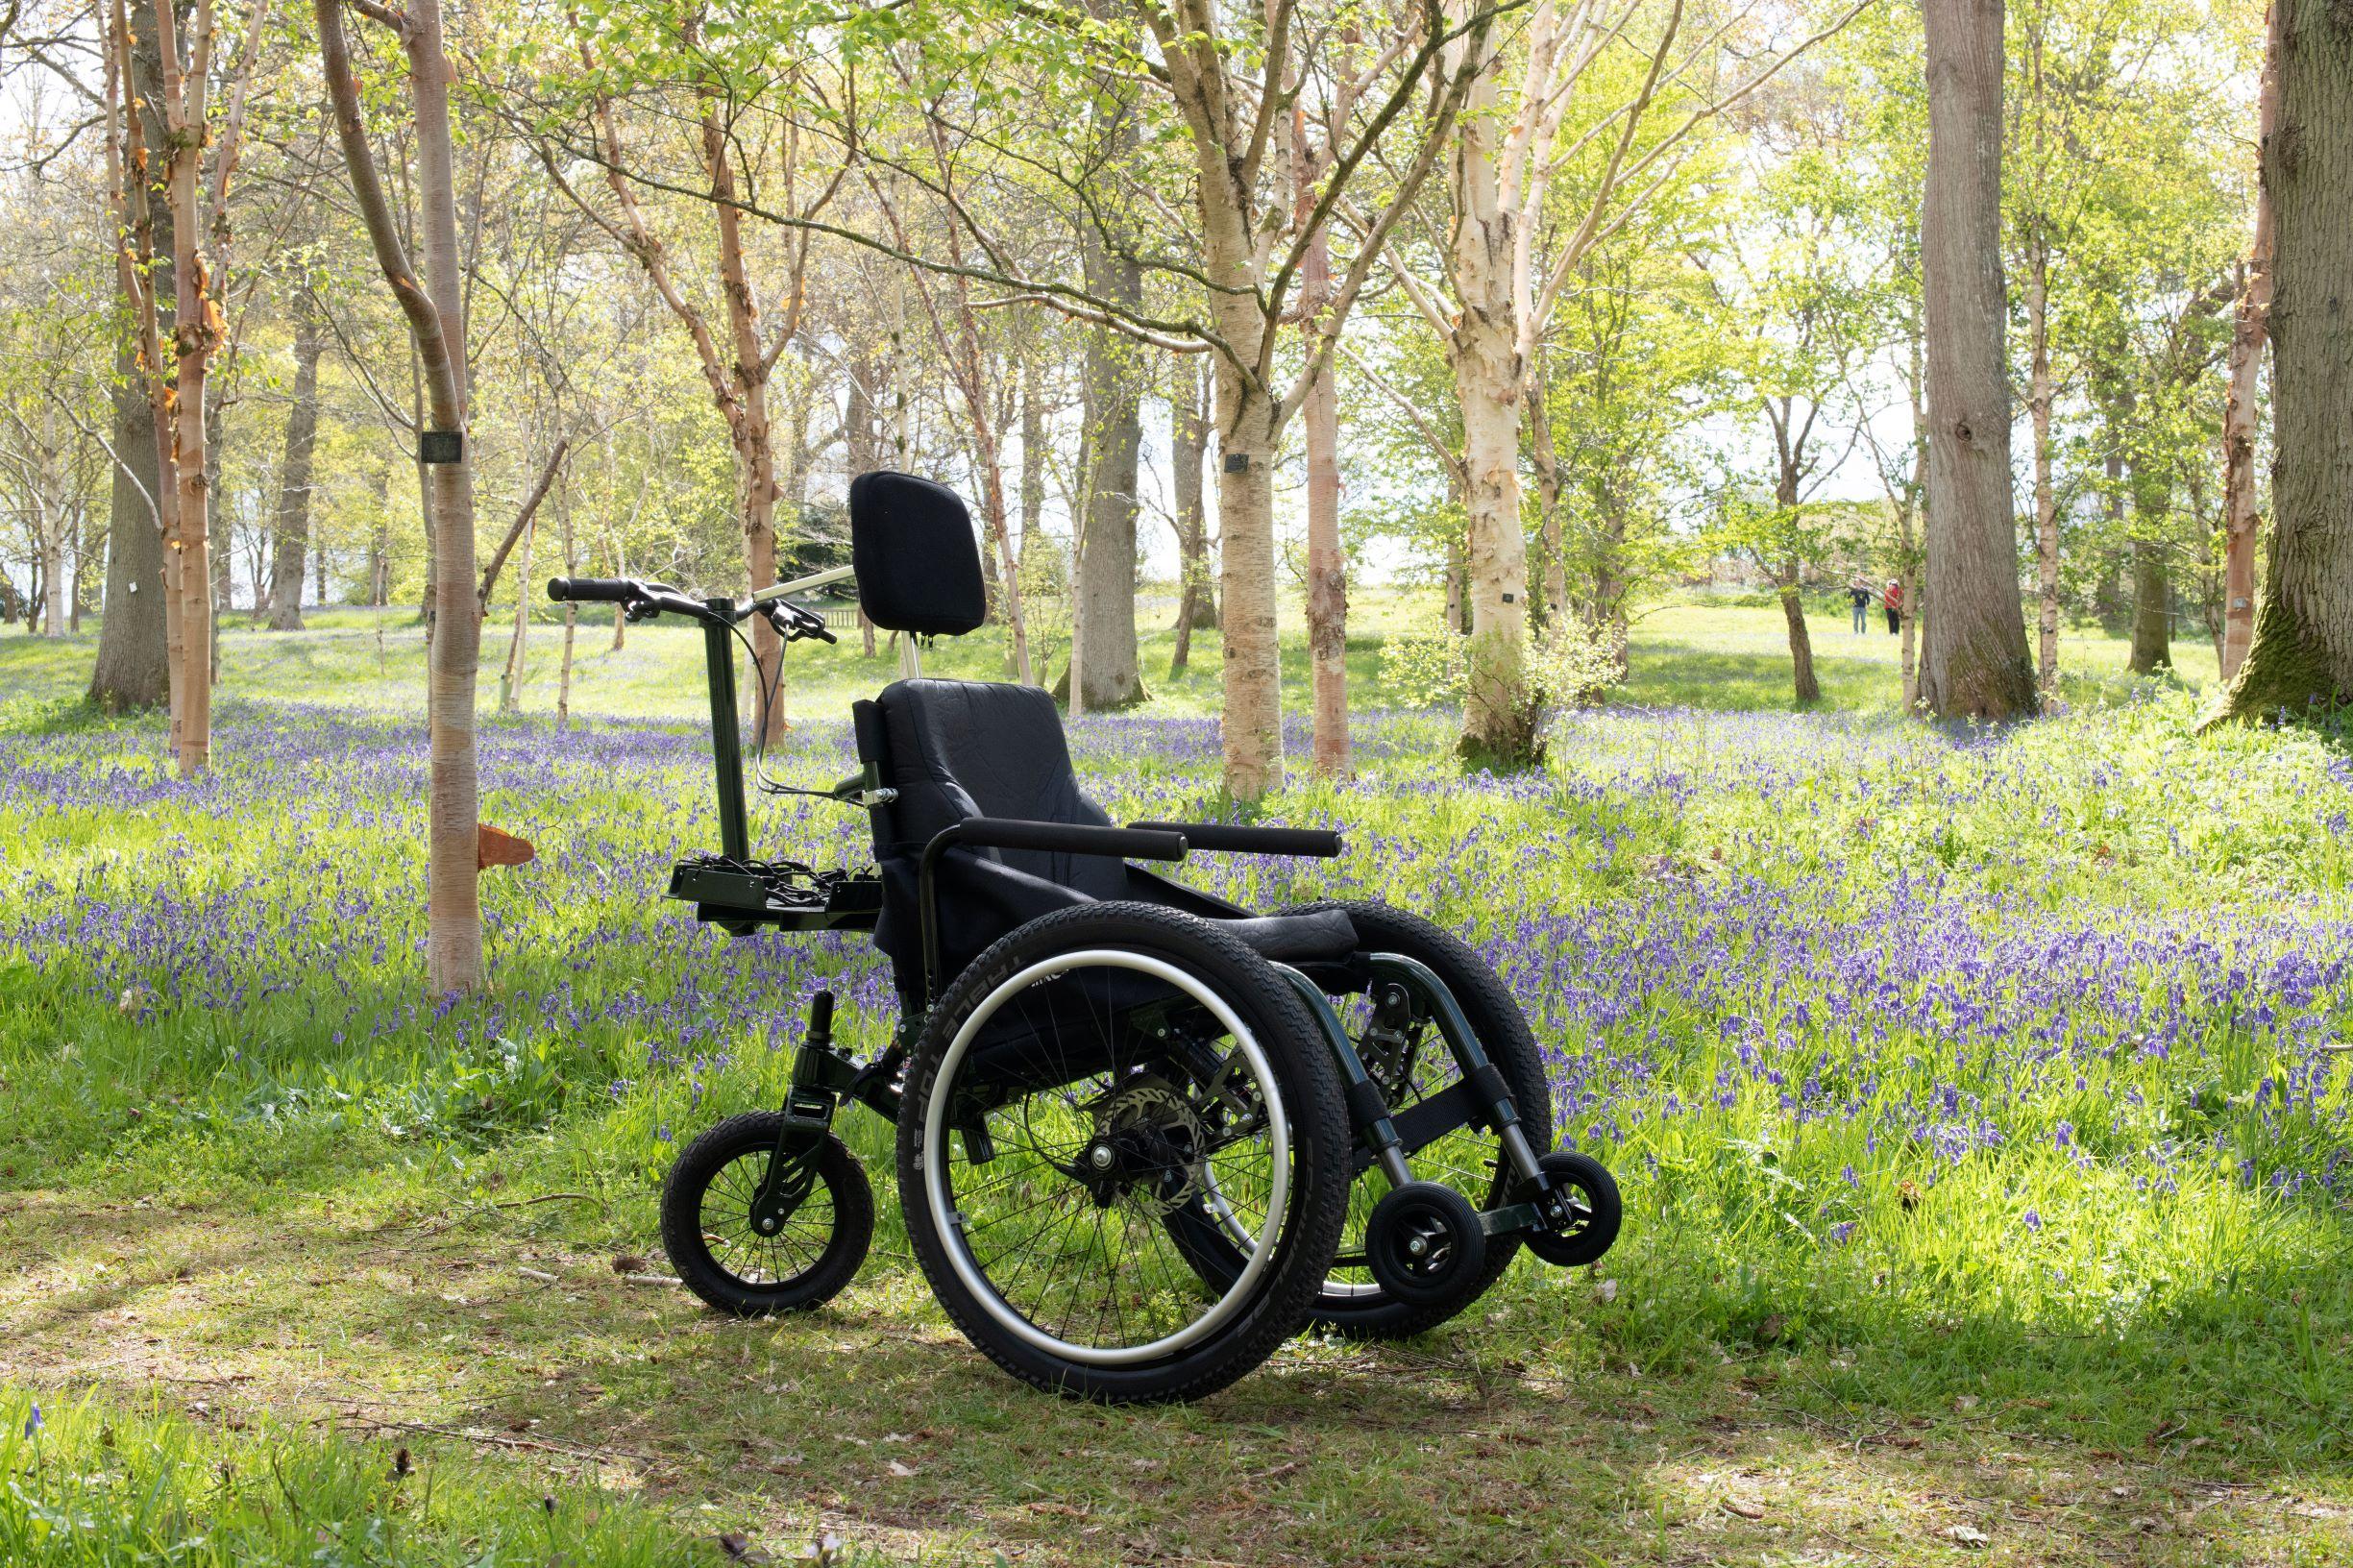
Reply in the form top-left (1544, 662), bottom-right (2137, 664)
top-left (1249, 902), bottom-right (1556, 1339)
top-left (897, 904), bottom-right (1349, 1404)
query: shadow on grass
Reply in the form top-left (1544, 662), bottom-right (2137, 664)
top-left (7, 1152), bottom-right (2351, 1565)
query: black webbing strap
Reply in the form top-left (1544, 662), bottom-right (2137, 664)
top-left (1349, 1082), bottom-right (1481, 1176)
top-left (1466, 1061), bottom-right (1518, 1128)
top-left (1344, 1078), bottom-right (1392, 1135)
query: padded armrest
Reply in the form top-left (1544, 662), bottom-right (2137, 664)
top-left (931, 819), bottom-right (1189, 864)
top-left (1128, 821), bottom-right (1344, 859)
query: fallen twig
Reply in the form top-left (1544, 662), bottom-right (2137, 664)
top-left (351, 1415), bottom-right (651, 1466)
top-left (490, 1191), bottom-right (598, 1210)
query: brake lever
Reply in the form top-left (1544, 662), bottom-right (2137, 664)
top-left (762, 601), bottom-right (838, 645)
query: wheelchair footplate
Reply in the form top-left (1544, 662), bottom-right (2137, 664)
top-left (666, 853), bottom-right (883, 936)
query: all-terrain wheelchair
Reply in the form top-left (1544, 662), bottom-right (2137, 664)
top-left (549, 471), bottom-right (1621, 1403)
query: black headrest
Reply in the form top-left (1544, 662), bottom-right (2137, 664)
top-left (848, 471), bottom-right (987, 636)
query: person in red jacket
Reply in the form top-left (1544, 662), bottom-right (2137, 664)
top-left (1882, 579), bottom-right (1904, 635)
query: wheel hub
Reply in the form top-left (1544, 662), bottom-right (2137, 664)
top-left (1086, 1078), bottom-right (1207, 1213)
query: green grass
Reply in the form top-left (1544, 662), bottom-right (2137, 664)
top-left (3, 599), bottom-right (2346, 1566)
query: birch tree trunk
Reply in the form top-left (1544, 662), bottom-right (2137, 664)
top-left (1525, 380), bottom-right (1568, 628)
top-left (1299, 157), bottom-right (1348, 776)
top-left (38, 474), bottom-right (65, 637)
top-left (501, 507), bottom-right (535, 714)
top-left (319, 0), bottom-right (484, 992)
top-left (1209, 314), bottom-right (1284, 797)
top-left (556, 475), bottom-right (576, 730)
top-left (268, 301), bottom-right (324, 631)
top-left (410, 0), bottom-right (483, 991)
top-left (2026, 237), bottom-right (2061, 708)
top-left (1447, 21), bottom-right (1537, 766)
top-left (1075, 233), bottom-right (1144, 708)
top-left (2218, 0), bottom-right (2282, 684)
top-left (1169, 359), bottom-right (1213, 676)
top-left (2214, 0), bottom-right (2353, 719)
top-left (1920, 0), bottom-right (2036, 721)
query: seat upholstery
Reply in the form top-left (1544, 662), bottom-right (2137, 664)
top-left (877, 678), bottom-right (1127, 900)
top-left (862, 677), bottom-right (1356, 992)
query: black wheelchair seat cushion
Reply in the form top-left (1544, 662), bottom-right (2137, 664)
top-left (877, 678), bottom-right (1127, 901)
top-left (1214, 910), bottom-right (1359, 965)
top-left (848, 471), bottom-right (987, 636)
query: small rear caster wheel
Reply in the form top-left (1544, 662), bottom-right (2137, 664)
top-left (1363, 1181), bottom-right (1487, 1310)
top-left (661, 1112), bottom-right (873, 1315)
top-left (1516, 1151), bottom-right (1621, 1268)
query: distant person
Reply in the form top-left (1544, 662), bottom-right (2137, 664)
top-left (1847, 573), bottom-right (1873, 634)
top-left (1883, 579), bottom-right (1904, 635)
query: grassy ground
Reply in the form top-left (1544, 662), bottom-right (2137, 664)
top-left (1, 588), bottom-right (2221, 722)
top-left (5, 600), bottom-right (2345, 1567)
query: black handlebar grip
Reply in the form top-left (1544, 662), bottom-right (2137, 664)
top-left (547, 576), bottom-right (636, 604)
top-left (807, 989), bottom-right (835, 1040)
top-left (1129, 821), bottom-right (1345, 858)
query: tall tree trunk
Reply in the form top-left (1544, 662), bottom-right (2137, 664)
top-left (107, 0), bottom-right (186, 730)
top-left (1443, 526), bottom-right (1466, 635)
top-left (2214, 0), bottom-right (2353, 719)
top-left (268, 300), bottom-right (325, 630)
top-left (1777, 564), bottom-right (1820, 707)
top-left (1526, 383), bottom-right (1568, 628)
top-left (846, 362), bottom-right (880, 656)
top-left (1209, 336), bottom-right (1283, 798)
top-left (1899, 516), bottom-right (1923, 712)
top-left (368, 465), bottom-right (389, 605)
top-left (2218, 0), bottom-right (2282, 685)
top-left (1448, 23), bottom-right (1536, 766)
top-left (1920, 0), bottom-right (2037, 721)
top-left (1169, 359), bottom-right (1211, 676)
top-left (38, 478), bottom-right (65, 638)
top-left (90, 368), bottom-right (169, 706)
top-left (1018, 347), bottom-right (1045, 576)
top-left (1295, 103), bottom-right (1349, 774)
top-left (1300, 195), bottom-right (1348, 776)
top-left (500, 506), bottom-right (534, 713)
top-left (700, 97), bottom-right (786, 744)
top-left (73, 500), bottom-right (98, 631)
top-left (320, 0), bottom-right (484, 992)
top-left (2026, 236), bottom-right (2061, 708)
top-left (1075, 233), bottom-right (1144, 709)
top-left (2128, 533), bottom-right (2172, 674)
top-left (556, 474), bottom-right (576, 730)
top-left (1775, 467), bottom-right (1821, 707)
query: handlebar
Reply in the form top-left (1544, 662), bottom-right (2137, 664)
top-left (546, 576), bottom-right (837, 644)
top-left (546, 576), bottom-right (637, 604)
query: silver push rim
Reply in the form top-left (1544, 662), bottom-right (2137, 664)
top-left (922, 947), bottom-right (1292, 1368)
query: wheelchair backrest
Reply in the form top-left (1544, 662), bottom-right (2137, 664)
top-left (847, 471), bottom-right (987, 635)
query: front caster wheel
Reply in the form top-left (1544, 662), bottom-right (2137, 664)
top-left (1516, 1150), bottom-right (1621, 1268)
top-left (1363, 1181), bottom-right (1487, 1310)
top-left (661, 1112), bottom-right (873, 1315)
